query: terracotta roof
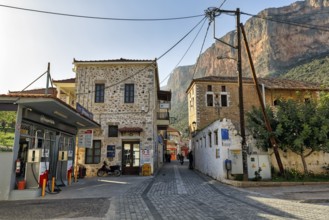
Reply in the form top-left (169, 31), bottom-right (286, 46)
top-left (118, 127), bottom-right (143, 132)
top-left (73, 58), bottom-right (156, 63)
top-left (188, 76), bottom-right (328, 92)
top-left (8, 88), bottom-right (57, 96)
top-left (0, 94), bottom-right (55, 98)
top-left (167, 127), bottom-right (180, 133)
top-left (53, 78), bottom-right (75, 83)
top-left (258, 78), bottom-right (325, 90)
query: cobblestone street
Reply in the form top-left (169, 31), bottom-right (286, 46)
top-left (106, 161), bottom-right (329, 220)
top-left (0, 161), bottom-right (328, 220)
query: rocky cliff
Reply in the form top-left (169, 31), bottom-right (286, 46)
top-left (167, 0), bottom-right (329, 133)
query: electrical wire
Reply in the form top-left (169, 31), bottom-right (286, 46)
top-left (157, 16), bottom-right (207, 61)
top-left (241, 11), bottom-right (329, 32)
top-left (192, 20), bottom-right (211, 79)
top-left (160, 17), bottom-right (208, 85)
top-left (0, 4), bottom-right (203, 21)
top-left (219, 0), bottom-right (228, 9)
top-left (77, 16), bottom-right (207, 96)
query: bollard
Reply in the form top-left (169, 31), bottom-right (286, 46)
top-left (68, 173), bottom-right (71, 186)
top-left (42, 179), bottom-right (46, 197)
top-left (51, 177), bottom-right (55, 193)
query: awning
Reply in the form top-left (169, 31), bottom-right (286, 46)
top-left (0, 94), bottom-right (100, 129)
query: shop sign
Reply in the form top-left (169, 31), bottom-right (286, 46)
top-left (76, 103), bottom-right (93, 120)
top-left (107, 145), bottom-right (115, 158)
top-left (77, 129), bottom-right (93, 148)
top-left (40, 115), bottom-right (55, 125)
top-left (141, 149), bottom-right (151, 164)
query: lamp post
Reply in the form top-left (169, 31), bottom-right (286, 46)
top-left (192, 121), bottom-right (196, 135)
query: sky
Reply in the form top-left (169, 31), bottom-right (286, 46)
top-left (0, 0), bottom-right (299, 94)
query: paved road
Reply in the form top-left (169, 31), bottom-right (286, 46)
top-left (0, 161), bottom-right (328, 219)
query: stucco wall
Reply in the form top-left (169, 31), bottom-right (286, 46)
top-left (192, 119), bottom-right (242, 181)
top-left (270, 148), bottom-right (329, 174)
top-left (0, 152), bottom-right (14, 200)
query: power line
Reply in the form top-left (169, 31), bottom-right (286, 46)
top-left (241, 11), bottom-right (329, 32)
top-left (160, 17), bottom-right (208, 85)
top-left (219, 0), bottom-right (228, 9)
top-left (0, 4), bottom-right (203, 21)
top-left (77, 17), bottom-right (207, 96)
top-left (158, 17), bottom-right (207, 60)
top-left (192, 20), bottom-right (211, 79)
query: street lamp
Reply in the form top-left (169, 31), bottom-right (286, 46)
top-left (192, 121), bottom-right (196, 133)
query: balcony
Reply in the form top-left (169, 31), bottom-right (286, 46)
top-left (157, 112), bottom-right (170, 129)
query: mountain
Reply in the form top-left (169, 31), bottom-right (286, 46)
top-left (166, 0), bottom-right (329, 134)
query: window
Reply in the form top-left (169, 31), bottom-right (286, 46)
top-left (85, 140), bottom-right (101, 164)
top-left (207, 85), bottom-right (212, 92)
top-left (125, 84), bottom-right (134, 103)
top-left (221, 94), bottom-right (228, 107)
top-left (108, 125), bottom-right (118, 137)
top-left (221, 86), bottom-right (226, 92)
top-left (207, 94), bottom-right (213, 106)
top-left (95, 84), bottom-right (105, 103)
top-left (304, 98), bottom-right (311, 104)
top-left (214, 130), bottom-right (218, 145)
top-left (208, 132), bottom-right (212, 147)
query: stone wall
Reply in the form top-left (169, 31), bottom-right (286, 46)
top-left (74, 62), bottom-right (158, 176)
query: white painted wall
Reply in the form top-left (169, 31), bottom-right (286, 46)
top-left (0, 152), bottom-right (14, 200)
top-left (192, 119), bottom-right (242, 181)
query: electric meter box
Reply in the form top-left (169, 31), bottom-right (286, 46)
top-left (27, 149), bottom-right (42, 163)
top-left (58, 150), bottom-right (68, 161)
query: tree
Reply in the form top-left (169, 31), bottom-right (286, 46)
top-left (247, 98), bottom-right (329, 174)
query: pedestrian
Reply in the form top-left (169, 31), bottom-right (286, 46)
top-left (188, 150), bottom-right (193, 169)
top-left (179, 154), bottom-right (184, 165)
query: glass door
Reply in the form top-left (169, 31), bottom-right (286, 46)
top-left (122, 142), bottom-right (140, 175)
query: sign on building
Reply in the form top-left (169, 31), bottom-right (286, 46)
top-left (77, 129), bottom-right (93, 148)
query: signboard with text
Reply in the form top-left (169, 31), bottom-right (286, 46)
top-left (77, 129), bottom-right (93, 148)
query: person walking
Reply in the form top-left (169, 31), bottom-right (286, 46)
top-left (188, 150), bottom-right (193, 169)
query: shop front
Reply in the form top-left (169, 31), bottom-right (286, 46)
top-left (0, 95), bottom-right (99, 200)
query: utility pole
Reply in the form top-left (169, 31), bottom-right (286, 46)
top-left (240, 23), bottom-right (284, 175)
top-left (207, 7), bottom-right (248, 181)
top-left (236, 9), bottom-right (248, 181)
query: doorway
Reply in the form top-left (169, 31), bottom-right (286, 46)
top-left (122, 142), bottom-right (140, 175)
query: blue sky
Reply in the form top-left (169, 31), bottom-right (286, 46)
top-left (0, 0), bottom-right (299, 93)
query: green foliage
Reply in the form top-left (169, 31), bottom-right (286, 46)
top-left (246, 106), bottom-right (277, 151)
top-left (253, 167), bottom-right (262, 181)
top-left (247, 98), bottom-right (329, 174)
top-left (277, 55), bottom-right (329, 84)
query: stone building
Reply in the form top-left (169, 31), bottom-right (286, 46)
top-left (187, 76), bottom-right (329, 176)
top-left (67, 58), bottom-right (171, 176)
top-left (186, 76), bottom-right (325, 132)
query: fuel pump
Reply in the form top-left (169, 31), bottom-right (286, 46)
top-left (25, 130), bottom-right (50, 188)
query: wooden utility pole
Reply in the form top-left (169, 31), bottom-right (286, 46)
top-left (240, 23), bottom-right (284, 175)
top-left (236, 9), bottom-right (248, 181)
top-left (209, 7), bottom-right (249, 180)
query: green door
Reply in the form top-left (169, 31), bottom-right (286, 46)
top-left (122, 142), bottom-right (140, 175)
